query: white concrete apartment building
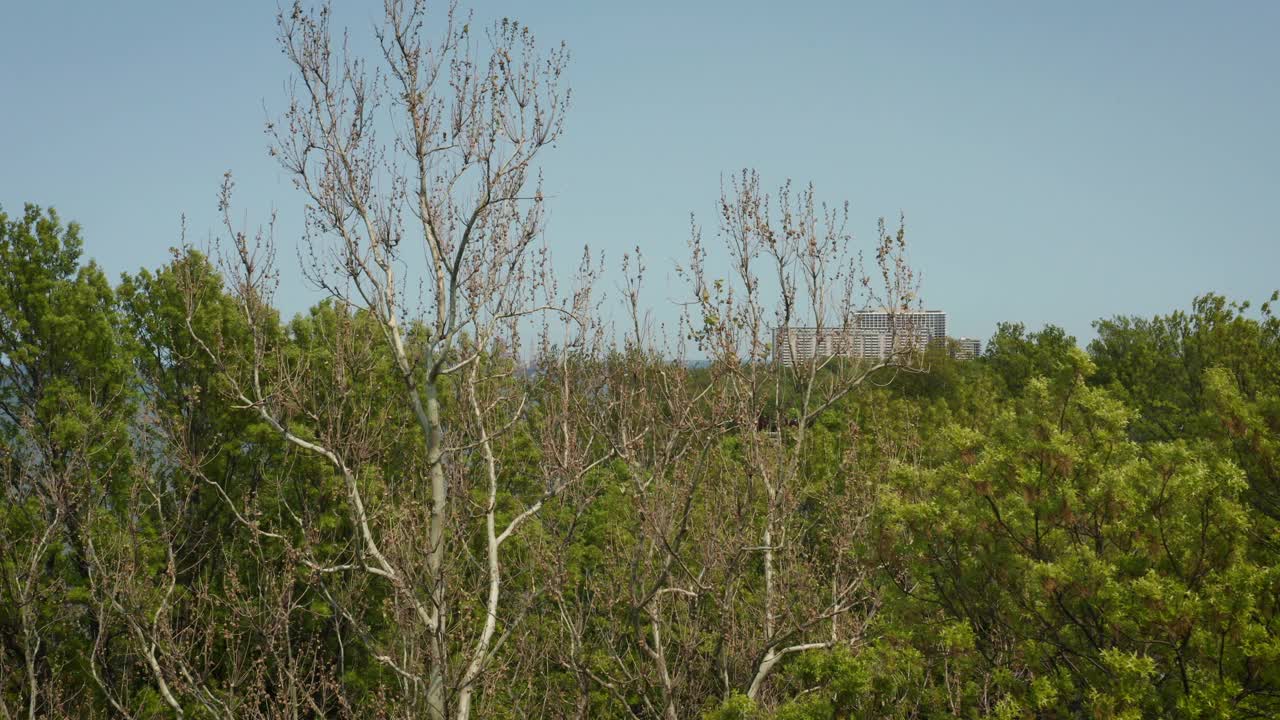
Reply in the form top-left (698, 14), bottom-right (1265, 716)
top-left (951, 337), bottom-right (982, 360)
top-left (774, 310), bottom-right (948, 366)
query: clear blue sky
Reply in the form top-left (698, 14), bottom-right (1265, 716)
top-left (3, 1), bottom-right (1277, 343)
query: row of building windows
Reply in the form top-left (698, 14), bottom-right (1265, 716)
top-left (774, 311), bottom-right (980, 366)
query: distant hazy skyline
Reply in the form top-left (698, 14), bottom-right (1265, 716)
top-left (3, 1), bottom-right (1277, 343)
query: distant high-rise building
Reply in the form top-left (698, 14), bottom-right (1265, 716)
top-left (951, 337), bottom-right (982, 360)
top-left (774, 310), bottom-right (948, 366)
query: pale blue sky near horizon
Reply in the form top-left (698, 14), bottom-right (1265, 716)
top-left (2, 1), bottom-right (1277, 345)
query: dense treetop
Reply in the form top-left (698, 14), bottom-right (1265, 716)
top-left (2, 200), bottom-right (1278, 718)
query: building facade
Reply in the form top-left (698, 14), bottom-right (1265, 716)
top-left (950, 337), bottom-right (982, 360)
top-left (774, 310), bottom-right (949, 366)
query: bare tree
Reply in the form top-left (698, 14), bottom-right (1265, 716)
top-left (545, 172), bottom-right (922, 718)
top-left (688, 171), bottom-right (920, 707)
top-left (187, 2), bottom-right (608, 718)
top-left (531, 181), bottom-right (921, 717)
top-left (81, 388), bottom-right (349, 720)
top-left (0, 455), bottom-right (64, 720)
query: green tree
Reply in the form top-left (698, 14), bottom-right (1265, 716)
top-left (880, 346), bottom-right (1280, 718)
top-left (0, 204), bottom-right (134, 716)
top-left (986, 322), bottom-right (1078, 396)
